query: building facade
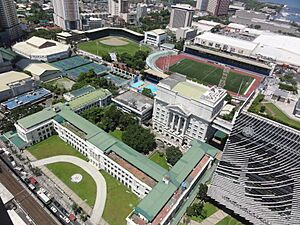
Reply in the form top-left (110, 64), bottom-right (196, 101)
top-left (208, 112), bottom-right (300, 225)
top-left (207, 0), bottom-right (230, 16)
top-left (0, 0), bottom-right (22, 45)
top-left (152, 74), bottom-right (226, 148)
top-left (169, 4), bottom-right (194, 29)
top-left (52, 0), bottom-right (81, 30)
top-left (144, 29), bottom-right (167, 47)
top-left (196, 0), bottom-right (209, 11)
top-left (136, 3), bottom-right (147, 21)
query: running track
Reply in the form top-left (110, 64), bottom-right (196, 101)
top-left (155, 54), bottom-right (264, 97)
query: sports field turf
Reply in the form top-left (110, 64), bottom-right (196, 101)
top-left (77, 37), bottom-right (150, 57)
top-left (169, 59), bottom-right (254, 94)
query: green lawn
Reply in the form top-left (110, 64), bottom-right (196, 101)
top-left (169, 59), bottom-right (254, 94)
top-left (78, 37), bottom-right (150, 57)
top-left (149, 152), bottom-right (170, 170)
top-left (263, 102), bottom-right (300, 130)
top-left (27, 135), bottom-right (86, 160)
top-left (47, 77), bottom-right (75, 91)
top-left (216, 215), bottom-right (243, 225)
top-left (109, 129), bottom-right (123, 140)
top-left (100, 171), bottom-right (139, 225)
top-left (191, 202), bottom-right (218, 223)
top-left (47, 162), bottom-right (97, 206)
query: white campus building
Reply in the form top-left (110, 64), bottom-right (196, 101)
top-left (12, 36), bottom-right (70, 62)
top-left (152, 74), bottom-right (226, 148)
top-left (144, 29), bottom-right (167, 47)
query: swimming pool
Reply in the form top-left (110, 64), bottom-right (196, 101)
top-left (144, 84), bottom-right (158, 94)
top-left (131, 81), bottom-right (145, 89)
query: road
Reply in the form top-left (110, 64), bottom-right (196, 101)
top-left (0, 160), bottom-right (58, 225)
top-left (32, 155), bottom-right (107, 225)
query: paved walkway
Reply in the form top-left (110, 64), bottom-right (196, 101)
top-left (31, 155), bottom-right (107, 225)
top-left (190, 209), bottom-right (227, 225)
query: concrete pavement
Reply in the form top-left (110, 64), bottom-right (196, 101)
top-left (31, 155), bottom-right (107, 225)
top-left (190, 209), bottom-right (228, 225)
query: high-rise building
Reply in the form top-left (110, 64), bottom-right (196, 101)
top-left (169, 4), bottom-right (194, 29)
top-left (52, 0), bottom-right (81, 30)
top-left (0, 0), bottom-right (22, 45)
top-left (207, 0), bottom-right (230, 16)
top-left (196, 0), bottom-right (209, 11)
top-left (108, 0), bottom-right (128, 16)
top-left (136, 3), bottom-right (147, 21)
top-left (208, 112), bottom-right (300, 225)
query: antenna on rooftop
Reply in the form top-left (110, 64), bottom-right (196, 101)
top-left (218, 66), bottom-right (230, 89)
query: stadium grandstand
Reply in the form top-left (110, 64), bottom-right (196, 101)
top-left (146, 50), bottom-right (177, 72)
top-left (84, 27), bottom-right (144, 42)
top-left (51, 56), bottom-right (108, 80)
top-left (208, 111), bottom-right (300, 225)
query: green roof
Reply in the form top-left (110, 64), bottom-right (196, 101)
top-left (214, 130), bottom-right (227, 140)
top-left (3, 131), bottom-right (27, 149)
top-left (17, 108), bottom-right (56, 129)
top-left (135, 140), bottom-right (218, 222)
top-left (67, 85), bottom-right (96, 98)
top-left (0, 48), bottom-right (17, 61)
top-left (172, 81), bottom-right (208, 100)
top-left (69, 89), bottom-right (111, 110)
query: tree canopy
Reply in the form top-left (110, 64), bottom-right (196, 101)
top-left (122, 124), bottom-right (156, 154)
top-left (166, 146), bottom-right (182, 166)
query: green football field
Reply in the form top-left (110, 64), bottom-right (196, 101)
top-left (169, 59), bottom-right (254, 94)
top-left (77, 36), bottom-right (150, 57)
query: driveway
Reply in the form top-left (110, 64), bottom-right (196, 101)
top-left (32, 155), bottom-right (107, 225)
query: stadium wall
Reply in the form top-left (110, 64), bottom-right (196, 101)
top-left (84, 27), bottom-right (144, 42)
top-left (184, 46), bottom-right (271, 76)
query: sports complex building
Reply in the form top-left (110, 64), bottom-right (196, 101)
top-left (208, 111), bottom-right (300, 225)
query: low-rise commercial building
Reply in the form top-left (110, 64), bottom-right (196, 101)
top-left (112, 90), bottom-right (153, 123)
top-left (152, 74), bottom-right (226, 148)
top-left (176, 27), bottom-right (197, 40)
top-left (12, 36), bottom-right (70, 62)
top-left (68, 89), bottom-right (112, 113)
top-left (0, 71), bottom-right (36, 102)
top-left (144, 29), bottom-right (167, 47)
top-left (63, 85), bottom-right (96, 101)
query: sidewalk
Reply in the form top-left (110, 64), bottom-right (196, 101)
top-left (190, 209), bottom-right (227, 225)
top-left (24, 151), bottom-right (110, 225)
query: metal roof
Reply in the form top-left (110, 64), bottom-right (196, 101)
top-left (135, 140), bottom-right (218, 222)
top-left (68, 89), bottom-right (111, 110)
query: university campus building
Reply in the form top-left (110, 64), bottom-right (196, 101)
top-left (7, 87), bottom-right (219, 224)
top-left (208, 112), bottom-right (300, 225)
top-left (152, 74), bottom-right (227, 148)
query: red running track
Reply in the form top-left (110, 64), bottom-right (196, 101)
top-left (155, 54), bottom-right (263, 97)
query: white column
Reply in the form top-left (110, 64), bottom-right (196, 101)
top-left (176, 116), bottom-right (181, 133)
top-left (171, 113), bottom-right (176, 130)
top-left (182, 118), bottom-right (188, 135)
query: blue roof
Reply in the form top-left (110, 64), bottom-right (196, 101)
top-left (51, 56), bottom-right (90, 71)
top-left (104, 74), bottom-right (129, 87)
top-left (66, 62), bottom-right (108, 80)
top-left (1, 88), bottom-right (51, 110)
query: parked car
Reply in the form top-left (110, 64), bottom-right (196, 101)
top-left (50, 206), bottom-right (58, 213)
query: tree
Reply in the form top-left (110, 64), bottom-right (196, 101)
top-left (166, 146), bottom-right (182, 166)
top-left (175, 39), bottom-right (185, 51)
top-left (142, 88), bottom-right (153, 98)
top-left (260, 105), bottom-right (266, 113)
top-left (186, 202), bottom-right (204, 217)
top-left (122, 124), bottom-right (156, 154)
top-left (197, 183), bottom-right (208, 201)
top-left (254, 25), bottom-right (261, 29)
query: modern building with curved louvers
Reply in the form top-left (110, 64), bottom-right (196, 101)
top-left (208, 111), bottom-right (300, 225)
